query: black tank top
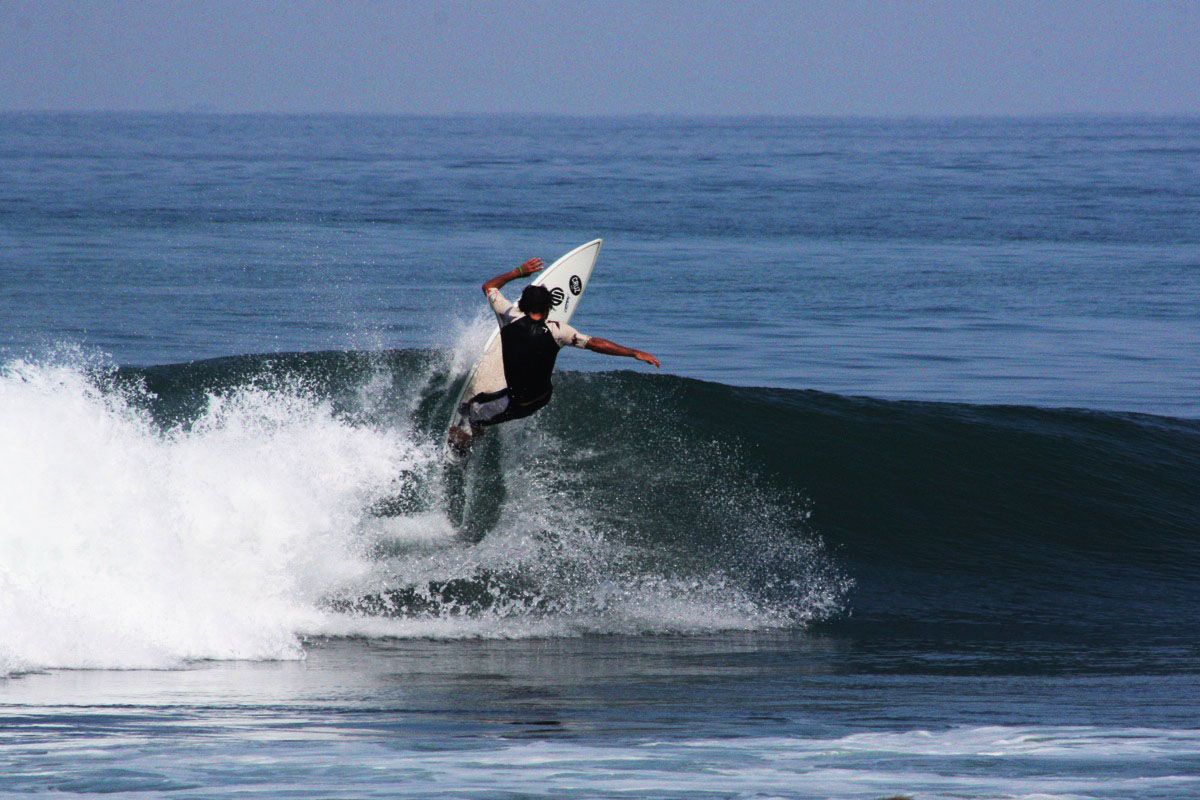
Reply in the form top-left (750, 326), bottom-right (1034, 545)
top-left (499, 315), bottom-right (560, 403)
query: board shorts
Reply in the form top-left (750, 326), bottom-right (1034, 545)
top-left (463, 387), bottom-right (553, 428)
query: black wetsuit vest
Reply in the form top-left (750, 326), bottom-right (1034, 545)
top-left (499, 315), bottom-right (560, 404)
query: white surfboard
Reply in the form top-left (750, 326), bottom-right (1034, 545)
top-left (447, 239), bottom-right (602, 450)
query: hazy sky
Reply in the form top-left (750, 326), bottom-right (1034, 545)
top-left (1, 0), bottom-right (1197, 115)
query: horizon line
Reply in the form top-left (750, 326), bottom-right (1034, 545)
top-left (2, 108), bottom-right (1198, 121)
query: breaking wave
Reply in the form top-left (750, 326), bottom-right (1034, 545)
top-left (4, 342), bottom-right (1198, 675)
top-left (0, 348), bottom-right (845, 674)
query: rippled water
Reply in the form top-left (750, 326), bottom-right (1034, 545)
top-left (5, 636), bottom-right (1200, 798)
top-left (2, 114), bottom-right (1197, 414)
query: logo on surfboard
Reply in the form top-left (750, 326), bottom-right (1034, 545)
top-left (569, 275), bottom-right (582, 295)
top-left (549, 287), bottom-right (565, 307)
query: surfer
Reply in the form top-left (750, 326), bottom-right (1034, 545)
top-left (449, 257), bottom-right (660, 451)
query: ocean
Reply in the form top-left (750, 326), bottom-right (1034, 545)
top-left (1, 113), bottom-right (1198, 798)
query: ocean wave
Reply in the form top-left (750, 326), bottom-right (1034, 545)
top-left (3, 346), bottom-right (1198, 673)
top-left (0, 350), bottom-right (848, 674)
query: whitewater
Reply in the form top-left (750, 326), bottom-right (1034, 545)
top-left (0, 343), bottom-right (846, 676)
top-left (0, 354), bottom-right (412, 672)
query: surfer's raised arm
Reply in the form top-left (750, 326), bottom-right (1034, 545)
top-left (478, 256), bottom-right (659, 367)
top-left (481, 258), bottom-right (543, 295)
top-left (585, 337), bottom-right (661, 368)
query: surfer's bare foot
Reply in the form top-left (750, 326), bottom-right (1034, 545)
top-left (447, 426), bottom-right (475, 455)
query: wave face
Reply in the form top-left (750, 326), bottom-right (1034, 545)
top-left (537, 368), bottom-right (1200, 648)
top-left (2, 349), bottom-right (1197, 673)
top-left (641, 378), bottom-right (1200, 637)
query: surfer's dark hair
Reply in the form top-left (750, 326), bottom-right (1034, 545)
top-left (519, 285), bottom-right (552, 316)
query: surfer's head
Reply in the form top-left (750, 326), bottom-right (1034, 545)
top-left (518, 285), bottom-right (553, 317)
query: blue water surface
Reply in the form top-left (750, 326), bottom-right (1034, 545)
top-left (1, 113), bottom-right (1197, 414)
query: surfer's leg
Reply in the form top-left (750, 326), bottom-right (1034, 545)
top-left (475, 390), bottom-right (552, 427)
top-left (449, 389), bottom-right (512, 454)
top-left (465, 389), bottom-right (512, 428)
top-left (466, 388), bottom-right (511, 406)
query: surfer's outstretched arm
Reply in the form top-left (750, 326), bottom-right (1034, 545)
top-left (585, 337), bottom-right (661, 368)
top-left (482, 258), bottom-right (543, 294)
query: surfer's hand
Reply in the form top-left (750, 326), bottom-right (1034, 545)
top-left (517, 258), bottom-right (544, 277)
top-left (635, 351), bottom-right (661, 368)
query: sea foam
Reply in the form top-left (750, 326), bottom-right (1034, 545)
top-left (0, 356), bottom-right (423, 674)
top-left (0, 348), bottom-right (845, 676)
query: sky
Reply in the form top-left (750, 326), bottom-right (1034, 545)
top-left (1, 0), bottom-right (1197, 116)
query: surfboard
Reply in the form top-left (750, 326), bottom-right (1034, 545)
top-left (446, 238), bottom-right (602, 455)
